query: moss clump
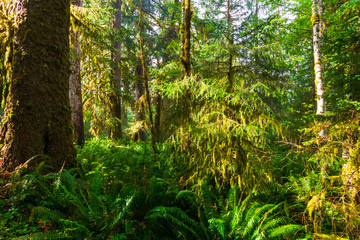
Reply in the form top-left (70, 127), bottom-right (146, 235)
top-left (311, 13), bottom-right (320, 26)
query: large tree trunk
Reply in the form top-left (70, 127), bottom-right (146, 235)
top-left (0, 0), bottom-right (75, 171)
top-left (69, 0), bottom-right (85, 146)
top-left (312, 0), bottom-right (326, 137)
top-left (108, 0), bottom-right (123, 140)
top-left (132, 64), bottom-right (147, 141)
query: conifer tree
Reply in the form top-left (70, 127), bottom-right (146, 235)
top-left (69, 0), bottom-right (85, 146)
top-left (109, 0), bottom-right (123, 140)
top-left (0, 0), bottom-right (75, 171)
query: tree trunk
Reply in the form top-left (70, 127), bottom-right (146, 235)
top-left (138, 3), bottom-right (156, 153)
top-left (181, 0), bottom-right (192, 78)
top-left (0, 0), bottom-right (75, 171)
top-left (132, 64), bottom-right (147, 141)
top-left (109, 0), bottom-right (123, 140)
top-left (69, 0), bottom-right (85, 146)
top-left (180, 0), bottom-right (192, 122)
top-left (226, 0), bottom-right (234, 93)
top-left (154, 92), bottom-right (161, 142)
top-left (312, 0), bottom-right (326, 138)
top-left (154, 0), bottom-right (179, 142)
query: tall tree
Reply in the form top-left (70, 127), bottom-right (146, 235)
top-left (226, 0), bottom-right (234, 93)
top-left (69, 0), bottom-right (85, 146)
top-left (181, 0), bottom-right (191, 78)
top-left (108, 0), bottom-right (123, 140)
top-left (0, 0), bottom-right (75, 171)
top-left (312, 0), bottom-right (326, 137)
top-left (180, 0), bottom-right (192, 121)
top-left (154, 0), bottom-right (180, 142)
top-left (132, 64), bottom-right (147, 141)
top-left (138, 1), bottom-right (156, 153)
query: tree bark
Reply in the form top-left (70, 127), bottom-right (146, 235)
top-left (312, 0), bottom-right (326, 138)
top-left (138, 3), bottom-right (156, 153)
top-left (69, 0), bottom-right (85, 146)
top-left (154, 0), bottom-right (180, 142)
top-left (180, 0), bottom-right (192, 122)
top-left (132, 64), bottom-right (147, 141)
top-left (226, 0), bottom-right (234, 93)
top-left (0, 0), bottom-right (75, 171)
top-left (181, 0), bottom-right (192, 78)
top-left (108, 0), bottom-right (123, 140)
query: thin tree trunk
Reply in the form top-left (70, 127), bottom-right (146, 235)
top-left (154, 92), bottom-right (161, 142)
top-left (69, 0), bottom-right (85, 146)
top-left (138, 2), bottom-right (156, 153)
top-left (312, 0), bottom-right (326, 138)
top-left (226, 0), bottom-right (234, 93)
top-left (182, 0), bottom-right (192, 78)
top-left (180, 0), bottom-right (192, 122)
top-left (0, 0), bottom-right (75, 171)
top-left (133, 64), bottom-right (147, 141)
top-left (109, 0), bottom-right (123, 140)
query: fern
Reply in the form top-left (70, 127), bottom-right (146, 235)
top-left (32, 206), bottom-right (66, 222)
top-left (146, 206), bottom-right (209, 240)
top-left (269, 224), bottom-right (303, 239)
top-left (208, 218), bottom-right (226, 239)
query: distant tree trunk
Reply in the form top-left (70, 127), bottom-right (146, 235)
top-left (226, 0), bottom-right (234, 93)
top-left (133, 64), bottom-right (147, 141)
top-left (181, 0), bottom-right (192, 78)
top-left (69, 0), bottom-right (85, 146)
top-left (154, 91), bottom-right (161, 142)
top-left (108, 0), bottom-right (123, 140)
top-left (138, 3), bottom-right (156, 153)
top-left (312, 0), bottom-right (326, 138)
top-left (0, 0), bottom-right (75, 171)
top-left (154, 0), bottom-right (179, 142)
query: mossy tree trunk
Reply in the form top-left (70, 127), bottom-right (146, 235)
top-left (181, 0), bottom-right (191, 78)
top-left (133, 64), bottom-right (147, 141)
top-left (0, 0), bottom-right (75, 171)
top-left (312, 0), bottom-right (326, 138)
top-left (108, 0), bottom-right (123, 140)
top-left (138, 2), bottom-right (156, 153)
top-left (180, 0), bottom-right (192, 122)
top-left (226, 0), bottom-right (234, 93)
top-left (69, 0), bottom-right (85, 146)
top-left (154, 0), bottom-right (180, 142)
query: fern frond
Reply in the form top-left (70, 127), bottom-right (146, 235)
top-left (176, 190), bottom-right (197, 203)
top-left (111, 194), bottom-right (135, 229)
top-left (60, 219), bottom-right (92, 237)
top-left (32, 206), bottom-right (66, 222)
top-left (208, 218), bottom-right (226, 239)
top-left (269, 224), bottom-right (303, 239)
top-left (146, 206), bottom-right (209, 240)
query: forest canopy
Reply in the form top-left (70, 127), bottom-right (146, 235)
top-left (0, 0), bottom-right (360, 239)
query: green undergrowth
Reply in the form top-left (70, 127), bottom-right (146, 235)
top-left (0, 137), bottom-right (305, 239)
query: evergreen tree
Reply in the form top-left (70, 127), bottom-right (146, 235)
top-left (0, 0), bottom-right (75, 171)
top-left (69, 0), bottom-right (85, 146)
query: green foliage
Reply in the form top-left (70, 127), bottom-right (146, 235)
top-left (146, 184), bottom-right (304, 239)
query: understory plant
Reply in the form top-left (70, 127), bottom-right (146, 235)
top-left (146, 184), bottom-right (304, 239)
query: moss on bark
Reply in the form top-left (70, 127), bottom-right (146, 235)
top-left (0, 0), bottom-right (75, 171)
